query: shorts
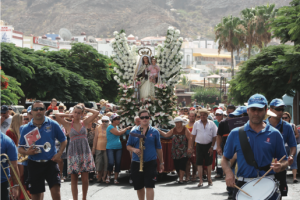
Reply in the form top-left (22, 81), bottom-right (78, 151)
top-left (275, 170), bottom-right (288, 196)
top-left (27, 160), bottom-right (61, 194)
top-left (1, 181), bottom-right (9, 200)
top-left (95, 150), bottom-right (108, 171)
top-left (196, 143), bottom-right (213, 166)
top-left (173, 157), bottom-right (188, 172)
top-left (131, 160), bottom-right (157, 190)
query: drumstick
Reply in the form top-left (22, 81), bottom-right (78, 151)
top-left (253, 155), bottom-right (286, 186)
top-left (234, 185), bottom-right (252, 198)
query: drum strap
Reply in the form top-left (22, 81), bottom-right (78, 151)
top-left (238, 126), bottom-right (270, 172)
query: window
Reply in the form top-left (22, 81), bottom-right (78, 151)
top-left (187, 55), bottom-right (190, 65)
top-left (105, 51), bottom-right (108, 56)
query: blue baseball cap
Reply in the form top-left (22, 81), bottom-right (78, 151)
top-left (1, 105), bottom-right (9, 114)
top-left (229, 106), bottom-right (247, 117)
top-left (247, 94), bottom-right (268, 108)
top-left (27, 105), bottom-right (32, 113)
top-left (270, 98), bottom-right (286, 107)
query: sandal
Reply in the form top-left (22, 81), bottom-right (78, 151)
top-left (105, 177), bottom-right (110, 184)
top-left (293, 179), bottom-right (298, 183)
top-left (208, 180), bottom-right (213, 186)
top-left (178, 181), bottom-right (184, 184)
top-left (114, 179), bottom-right (119, 184)
top-left (197, 183), bottom-right (203, 187)
top-left (214, 174), bottom-right (223, 179)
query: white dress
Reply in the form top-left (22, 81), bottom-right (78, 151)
top-left (140, 79), bottom-right (155, 100)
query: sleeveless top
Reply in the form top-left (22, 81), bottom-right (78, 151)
top-left (96, 125), bottom-right (107, 150)
top-left (171, 127), bottom-right (188, 159)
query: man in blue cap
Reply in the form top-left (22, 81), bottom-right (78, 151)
top-left (228, 106), bottom-right (248, 118)
top-left (222, 94), bottom-right (288, 200)
top-left (266, 98), bottom-right (297, 197)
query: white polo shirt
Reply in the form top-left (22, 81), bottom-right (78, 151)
top-left (191, 119), bottom-right (217, 144)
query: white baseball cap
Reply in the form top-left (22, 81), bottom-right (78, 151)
top-left (215, 109), bottom-right (223, 115)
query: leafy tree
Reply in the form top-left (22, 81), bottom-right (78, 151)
top-left (1, 43), bottom-right (102, 104)
top-left (240, 4), bottom-right (277, 59)
top-left (37, 43), bottom-right (119, 102)
top-left (208, 69), bottom-right (220, 84)
top-left (269, 0), bottom-right (300, 45)
top-left (1, 70), bottom-right (24, 105)
top-left (229, 45), bottom-right (296, 104)
top-left (215, 16), bottom-right (245, 77)
top-left (193, 87), bottom-right (220, 105)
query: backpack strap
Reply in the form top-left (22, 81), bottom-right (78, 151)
top-left (238, 126), bottom-right (259, 169)
top-left (238, 126), bottom-right (270, 172)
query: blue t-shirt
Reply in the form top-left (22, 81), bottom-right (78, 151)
top-left (223, 121), bottom-right (287, 178)
top-left (106, 125), bottom-right (122, 149)
top-left (19, 117), bottom-right (66, 161)
top-left (127, 125), bottom-right (162, 162)
top-left (265, 118), bottom-right (297, 147)
top-left (1, 132), bottom-right (18, 183)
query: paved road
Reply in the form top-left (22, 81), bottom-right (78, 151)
top-left (44, 170), bottom-right (300, 200)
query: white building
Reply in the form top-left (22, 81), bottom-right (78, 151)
top-left (0, 24), bottom-right (23, 47)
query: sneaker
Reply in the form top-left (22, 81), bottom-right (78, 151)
top-left (61, 179), bottom-right (64, 183)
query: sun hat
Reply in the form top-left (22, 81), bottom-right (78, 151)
top-left (109, 113), bottom-right (120, 121)
top-left (215, 109), bottom-right (224, 115)
top-left (169, 116), bottom-right (188, 126)
top-left (58, 103), bottom-right (67, 110)
top-left (229, 106), bottom-right (247, 117)
top-left (102, 116), bottom-right (110, 121)
top-left (270, 98), bottom-right (285, 107)
top-left (198, 108), bottom-right (210, 115)
top-left (247, 94), bottom-right (268, 108)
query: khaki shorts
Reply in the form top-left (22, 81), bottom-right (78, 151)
top-left (95, 150), bottom-right (108, 171)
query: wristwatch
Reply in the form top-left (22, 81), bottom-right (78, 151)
top-left (160, 162), bottom-right (164, 166)
top-left (290, 155), bottom-right (294, 158)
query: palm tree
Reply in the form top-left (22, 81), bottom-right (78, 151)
top-left (241, 4), bottom-right (277, 59)
top-left (215, 16), bottom-right (245, 77)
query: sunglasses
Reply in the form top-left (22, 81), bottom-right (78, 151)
top-left (114, 117), bottom-right (120, 120)
top-left (24, 118), bottom-right (29, 121)
top-left (249, 107), bottom-right (264, 112)
top-left (32, 107), bottom-right (45, 111)
top-left (140, 116), bottom-right (150, 120)
top-left (215, 114), bottom-right (223, 116)
top-left (282, 117), bottom-right (289, 120)
top-left (59, 107), bottom-right (64, 109)
top-left (274, 107), bottom-right (284, 112)
top-left (102, 120), bottom-right (109, 123)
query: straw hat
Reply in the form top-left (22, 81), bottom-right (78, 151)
top-left (99, 99), bottom-right (108, 106)
top-left (58, 103), bottom-right (67, 111)
top-left (198, 108), bottom-right (210, 115)
top-left (169, 117), bottom-right (188, 126)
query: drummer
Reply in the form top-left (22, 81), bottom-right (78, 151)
top-left (222, 94), bottom-right (288, 200)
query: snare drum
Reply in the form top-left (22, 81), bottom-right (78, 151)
top-left (236, 177), bottom-right (280, 200)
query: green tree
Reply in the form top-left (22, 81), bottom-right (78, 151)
top-left (269, 0), bottom-right (300, 45)
top-left (241, 4), bottom-right (277, 58)
top-left (1, 43), bottom-right (102, 104)
top-left (193, 87), bottom-right (220, 104)
top-left (37, 43), bottom-right (119, 102)
top-left (208, 69), bottom-right (220, 84)
top-left (215, 16), bottom-right (245, 77)
top-left (1, 70), bottom-right (24, 105)
top-left (229, 44), bottom-right (295, 104)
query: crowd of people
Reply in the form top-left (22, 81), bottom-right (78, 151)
top-left (0, 94), bottom-right (299, 200)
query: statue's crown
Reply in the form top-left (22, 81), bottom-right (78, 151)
top-left (141, 50), bottom-right (150, 55)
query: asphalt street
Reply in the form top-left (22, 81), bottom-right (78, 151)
top-left (43, 169), bottom-right (300, 200)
